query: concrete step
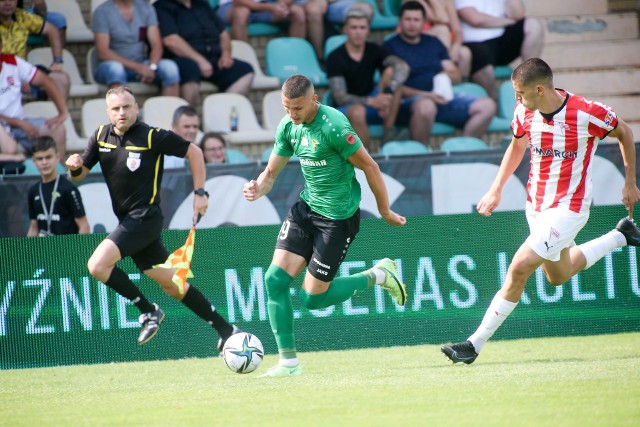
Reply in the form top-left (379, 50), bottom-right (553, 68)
top-left (596, 95), bottom-right (640, 121)
top-left (542, 40), bottom-right (640, 69)
top-left (525, 0), bottom-right (607, 17)
top-left (543, 13), bottom-right (639, 43)
top-left (554, 68), bottom-right (640, 96)
top-left (609, 0), bottom-right (640, 13)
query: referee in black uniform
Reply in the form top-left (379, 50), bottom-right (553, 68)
top-left (66, 86), bottom-right (239, 349)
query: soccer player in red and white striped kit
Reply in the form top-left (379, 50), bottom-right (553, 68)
top-left (442, 57), bottom-right (640, 364)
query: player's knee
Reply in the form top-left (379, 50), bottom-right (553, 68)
top-left (264, 264), bottom-right (293, 297)
top-left (87, 258), bottom-right (109, 282)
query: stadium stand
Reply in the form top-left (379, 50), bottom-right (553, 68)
top-left (141, 96), bottom-right (189, 130)
top-left (265, 37), bottom-right (328, 86)
top-left (441, 136), bottom-right (489, 153)
top-left (380, 140), bottom-right (432, 156)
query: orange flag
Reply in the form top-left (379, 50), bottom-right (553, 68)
top-left (154, 225), bottom-right (196, 295)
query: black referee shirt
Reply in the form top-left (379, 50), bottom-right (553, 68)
top-left (82, 120), bottom-right (190, 219)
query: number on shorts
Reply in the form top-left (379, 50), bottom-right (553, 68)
top-left (278, 220), bottom-right (290, 240)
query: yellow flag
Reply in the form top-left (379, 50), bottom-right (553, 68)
top-left (154, 226), bottom-right (196, 295)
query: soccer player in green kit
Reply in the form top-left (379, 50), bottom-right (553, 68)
top-left (243, 74), bottom-right (407, 377)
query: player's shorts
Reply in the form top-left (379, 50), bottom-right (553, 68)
top-left (275, 199), bottom-right (360, 281)
top-left (524, 203), bottom-right (590, 262)
top-left (108, 205), bottom-right (169, 271)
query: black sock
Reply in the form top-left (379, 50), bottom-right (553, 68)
top-left (105, 267), bottom-right (155, 314)
top-left (182, 285), bottom-right (233, 337)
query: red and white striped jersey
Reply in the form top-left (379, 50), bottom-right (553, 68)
top-left (512, 89), bottom-right (617, 214)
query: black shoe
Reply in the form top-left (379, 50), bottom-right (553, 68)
top-left (217, 324), bottom-right (242, 353)
top-left (616, 217), bottom-right (640, 246)
top-left (137, 304), bottom-right (165, 345)
top-left (441, 340), bottom-right (478, 365)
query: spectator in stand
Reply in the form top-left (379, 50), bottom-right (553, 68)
top-left (154, 0), bottom-right (254, 107)
top-left (215, 0), bottom-right (306, 45)
top-left (26, 136), bottom-right (90, 237)
top-left (166, 105), bottom-right (201, 169)
top-left (290, 0), bottom-right (375, 62)
top-left (0, 0), bottom-right (70, 101)
top-left (384, 1), bottom-right (494, 149)
top-left (455, 0), bottom-right (544, 95)
top-left (19, 0), bottom-right (67, 48)
top-left (0, 36), bottom-right (67, 157)
top-left (326, 8), bottom-right (410, 150)
top-left (199, 132), bottom-right (227, 164)
top-left (396, 0), bottom-right (471, 80)
top-left (92, 0), bottom-right (181, 97)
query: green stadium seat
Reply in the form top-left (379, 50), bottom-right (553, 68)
top-left (498, 80), bottom-right (516, 119)
top-left (441, 136), bottom-right (489, 152)
top-left (494, 65), bottom-right (512, 79)
top-left (225, 149), bottom-right (252, 164)
top-left (381, 140), bottom-right (431, 156)
top-left (452, 82), bottom-right (511, 133)
top-left (324, 34), bottom-right (347, 60)
top-left (362, 0), bottom-right (399, 30)
top-left (265, 38), bottom-right (328, 86)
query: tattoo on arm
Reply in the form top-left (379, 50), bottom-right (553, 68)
top-left (329, 76), bottom-right (369, 107)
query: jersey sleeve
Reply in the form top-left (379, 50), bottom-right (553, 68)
top-left (16, 56), bottom-right (37, 84)
top-left (327, 108), bottom-right (362, 159)
top-left (152, 128), bottom-right (191, 157)
top-left (588, 101), bottom-right (618, 139)
top-left (81, 126), bottom-right (103, 170)
top-left (273, 117), bottom-right (295, 157)
top-left (511, 103), bottom-right (527, 138)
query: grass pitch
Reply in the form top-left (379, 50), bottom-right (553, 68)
top-left (1, 333), bottom-right (639, 427)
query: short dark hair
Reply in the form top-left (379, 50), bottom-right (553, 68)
top-left (399, 0), bottom-right (426, 18)
top-left (282, 75), bottom-right (314, 99)
top-left (31, 136), bottom-right (57, 154)
top-left (512, 58), bottom-right (554, 88)
top-left (172, 105), bottom-right (199, 125)
top-left (199, 132), bottom-right (226, 151)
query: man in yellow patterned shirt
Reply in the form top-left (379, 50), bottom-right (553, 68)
top-left (0, 0), bottom-right (69, 100)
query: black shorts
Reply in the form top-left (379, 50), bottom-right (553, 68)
top-left (172, 56), bottom-right (254, 91)
top-left (275, 200), bottom-right (360, 281)
top-left (465, 18), bottom-right (526, 74)
top-left (108, 205), bottom-right (169, 271)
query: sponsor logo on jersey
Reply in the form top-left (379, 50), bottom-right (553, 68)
top-left (604, 110), bottom-right (616, 127)
top-left (312, 139), bottom-right (319, 149)
top-left (299, 158), bottom-right (327, 167)
top-left (345, 133), bottom-right (355, 144)
top-left (532, 146), bottom-right (577, 159)
top-left (126, 152), bottom-right (141, 172)
top-left (301, 137), bottom-right (309, 146)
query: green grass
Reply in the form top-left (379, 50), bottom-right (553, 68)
top-left (1, 333), bottom-right (639, 426)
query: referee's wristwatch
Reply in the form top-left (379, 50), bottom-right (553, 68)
top-left (194, 188), bottom-right (209, 198)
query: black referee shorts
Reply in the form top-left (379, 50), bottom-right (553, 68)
top-left (108, 205), bottom-right (169, 272)
top-left (275, 200), bottom-right (360, 281)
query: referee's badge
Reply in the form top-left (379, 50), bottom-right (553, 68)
top-left (126, 152), bottom-right (141, 172)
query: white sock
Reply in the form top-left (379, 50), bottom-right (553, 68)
top-left (468, 295), bottom-right (518, 352)
top-left (370, 267), bottom-right (386, 285)
top-left (279, 357), bottom-right (299, 368)
top-left (578, 230), bottom-right (626, 269)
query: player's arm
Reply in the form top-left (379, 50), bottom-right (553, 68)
top-left (26, 219), bottom-right (39, 237)
top-left (348, 147), bottom-right (406, 226)
top-left (244, 153), bottom-right (289, 201)
top-left (65, 153), bottom-right (89, 182)
top-left (608, 118), bottom-right (640, 214)
top-left (184, 143), bottom-right (208, 223)
top-left (477, 134), bottom-right (528, 216)
top-left (75, 216), bottom-right (91, 234)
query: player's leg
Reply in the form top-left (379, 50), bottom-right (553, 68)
top-left (143, 265), bottom-right (236, 350)
top-left (260, 201), bottom-right (312, 377)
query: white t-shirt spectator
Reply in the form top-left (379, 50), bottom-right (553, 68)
top-left (455, 0), bottom-right (506, 43)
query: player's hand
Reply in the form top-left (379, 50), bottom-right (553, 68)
top-left (65, 153), bottom-right (84, 170)
top-left (622, 182), bottom-right (640, 218)
top-left (477, 189), bottom-right (501, 216)
top-left (243, 180), bottom-right (261, 201)
top-left (193, 193), bottom-right (208, 224)
top-left (381, 210), bottom-right (406, 226)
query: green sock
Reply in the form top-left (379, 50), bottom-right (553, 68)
top-left (264, 264), bottom-right (296, 359)
top-left (300, 273), bottom-right (369, 310)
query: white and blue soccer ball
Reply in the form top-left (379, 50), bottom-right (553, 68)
top-left (222, 332), bottom-right (264, 374)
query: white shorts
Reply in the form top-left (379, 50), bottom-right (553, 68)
top-left (524, 203), bottom-right (590, 262)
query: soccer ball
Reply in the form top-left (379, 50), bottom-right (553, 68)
top-left (222, 332), bottom-right (264, 374)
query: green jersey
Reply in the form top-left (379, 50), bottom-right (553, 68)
top-left (273, 103), bottom-right (363, 219)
